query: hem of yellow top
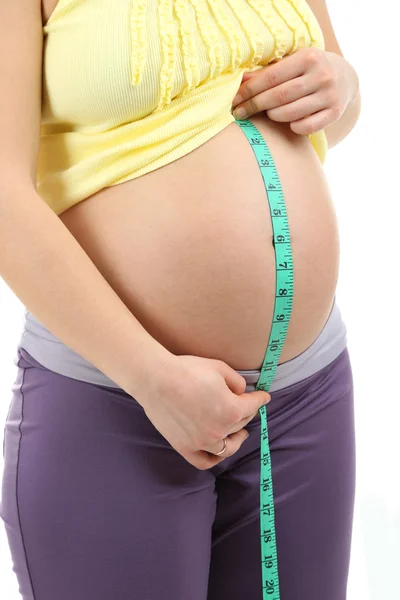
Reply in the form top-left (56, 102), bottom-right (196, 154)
top-left (46, 114), bottom-right (326, 216)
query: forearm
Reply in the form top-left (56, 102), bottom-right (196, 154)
top-left (0, 184), bottom-right (173, 402)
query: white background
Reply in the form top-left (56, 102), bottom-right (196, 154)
top-left (1, 1), bottom-right (399, 598)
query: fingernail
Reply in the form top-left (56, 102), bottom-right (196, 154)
top-left (233, 107), bottom-right (247, 119)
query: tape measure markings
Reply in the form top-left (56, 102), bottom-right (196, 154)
top-left (235, 118), bottom-right (294, 600)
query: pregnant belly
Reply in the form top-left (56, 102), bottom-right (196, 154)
top-left (59, 113), bottom-right (340, 370)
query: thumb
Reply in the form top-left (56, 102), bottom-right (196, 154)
top-left (238, 389), bottom-right (271, 413)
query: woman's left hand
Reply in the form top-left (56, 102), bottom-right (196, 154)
top-left (231, 48), bottom-right (359, 135)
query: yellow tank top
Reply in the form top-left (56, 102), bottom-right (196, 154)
top-left (40, 0), bottom-right (327, 215)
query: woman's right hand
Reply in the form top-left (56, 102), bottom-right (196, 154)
top-left (136, 353), bottom-right (271, 470)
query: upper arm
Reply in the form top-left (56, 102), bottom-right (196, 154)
top-left (0, 0), bottom-right (43, 190)
top-left (305, 0), bottom-right (344, 56)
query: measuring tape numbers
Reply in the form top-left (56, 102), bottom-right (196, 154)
top-left (235, 118), bottom-right (294, 600)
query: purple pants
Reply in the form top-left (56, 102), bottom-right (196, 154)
top-left (1, 346), bottom-right (356, 600)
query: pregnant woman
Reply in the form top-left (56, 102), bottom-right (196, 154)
top-left (0, 1), bottom-right (361, 599)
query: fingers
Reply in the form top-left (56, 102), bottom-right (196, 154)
top-left (213, 359), bottom-right (247, 395)
top-left (217, 359), bottom-right (271, 420)
top-left (202, 428), bottom-right (250, 461)
top-left (227, 411), bottom-right (259, 435)
top-left (188, 390), bottom-right (269, 470)
top-left (237, 389), bottom-right (271, 419)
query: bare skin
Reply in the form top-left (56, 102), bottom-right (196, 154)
top-left (42, 0), bottom-right (340, 372)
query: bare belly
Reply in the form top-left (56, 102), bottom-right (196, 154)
top-left (59, 113), bottom-right (340, 370)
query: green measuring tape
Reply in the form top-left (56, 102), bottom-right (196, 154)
top-left (235, 118), bottom-right (294, 600)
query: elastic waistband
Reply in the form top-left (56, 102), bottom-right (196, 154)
top-left (16, 297), bottom-right (347, 393)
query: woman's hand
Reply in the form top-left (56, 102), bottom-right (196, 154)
top-left (137, 354), bottom-right (271, 470)
top-left (232, 48), bottom-right (359, 136)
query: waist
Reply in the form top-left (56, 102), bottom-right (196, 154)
top-left (16, 296), bottom-right (346, 393)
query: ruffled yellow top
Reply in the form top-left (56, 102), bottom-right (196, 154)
top-left (40, 0), bottom-right (327, 215)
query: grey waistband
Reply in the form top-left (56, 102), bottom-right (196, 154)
top-left (16, 297), bottom-right (347, 393)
